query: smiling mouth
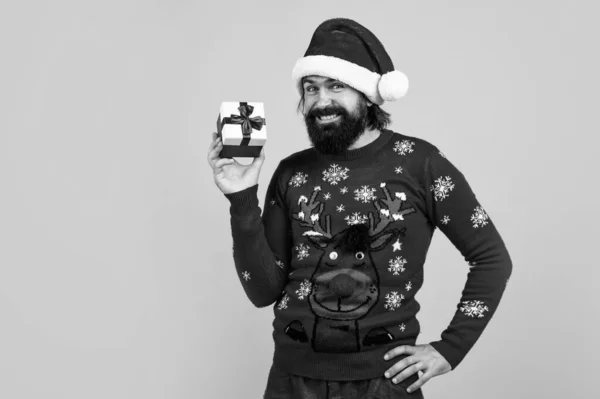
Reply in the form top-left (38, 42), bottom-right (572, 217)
top-left (314, 296), bottom-right (371, 312)
top-left (317, 114), bottom-right (341, 123)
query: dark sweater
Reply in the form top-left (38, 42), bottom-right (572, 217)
top-left (224, 128), bottom-right (512, 381)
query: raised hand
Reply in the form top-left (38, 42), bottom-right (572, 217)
top-left (207, 132), bottom-right (265, 194)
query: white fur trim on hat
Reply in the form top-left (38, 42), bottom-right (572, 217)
top-left (378, 70), bottom-right (409, 101)
top-left (292, 55), bottom-right (384, 105)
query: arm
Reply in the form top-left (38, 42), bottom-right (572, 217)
top-left (224, 161), bottom-right (292, 308)
top-left (423, 147), bottom-right (513, 370)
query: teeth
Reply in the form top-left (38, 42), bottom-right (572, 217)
top-left (319, 114), bottom-right (339, 120)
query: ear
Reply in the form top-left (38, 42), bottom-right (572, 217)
top-left (369, 230), bottom-right (397, 252)
top-left (306, 234), bottom-right (330, 249)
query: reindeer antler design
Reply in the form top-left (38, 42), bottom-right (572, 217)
top-left (292, 186), bottom-right (333, 238)
top-left (368, 182), bottom-right (416, 236)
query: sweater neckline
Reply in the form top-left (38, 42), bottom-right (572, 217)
top-left (314, 129), bottom-right (394, 162)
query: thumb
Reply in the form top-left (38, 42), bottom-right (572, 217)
top-left (252, 147), bottom-right (265, 167)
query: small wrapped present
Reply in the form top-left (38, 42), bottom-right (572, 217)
top-left (216, 101), bottom-right (267, 158)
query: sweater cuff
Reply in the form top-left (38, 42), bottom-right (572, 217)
top-left (428, 340), bottom-right (465, 371)
top-left (223, 184), bottom-right (260, 216)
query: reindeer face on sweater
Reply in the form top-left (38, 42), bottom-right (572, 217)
top-left (292, 183), bottom-right (415, 322)
top-left (306, 224), bottom-right (398, 320)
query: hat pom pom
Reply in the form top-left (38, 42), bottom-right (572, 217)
top-left (378, 70), bottom-right (409, 101)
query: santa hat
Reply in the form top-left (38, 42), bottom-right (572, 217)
top-left (292, 18), bottom-right (409, 105)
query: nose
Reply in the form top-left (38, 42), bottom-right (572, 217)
top-left (329, 274), bottom-right (357, 298)
top-left (315, 90), bottom-right (333, 108)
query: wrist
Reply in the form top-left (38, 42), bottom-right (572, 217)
top-left (428, 340), bottom-right (462, 371)
top-left (224, 184), bottom-right (259, 216)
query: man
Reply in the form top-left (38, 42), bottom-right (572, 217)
top-left (207, 18), bottom-right (512, 398)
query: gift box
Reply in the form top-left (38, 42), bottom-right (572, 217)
top-left (216, 101), bottom-right (267, 158)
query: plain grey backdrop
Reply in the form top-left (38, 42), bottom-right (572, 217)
top-left (1, 1), bottom-right (598, 398)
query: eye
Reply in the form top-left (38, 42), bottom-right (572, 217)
top-left (329, 251), bottom-right (338, 260)
top-left (332, 83), bottom-right (344, 89)
top-left (355, 251), bottom-right (365, 260)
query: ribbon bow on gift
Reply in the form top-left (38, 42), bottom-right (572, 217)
top-left (224, 102), bottom-right (265, 136)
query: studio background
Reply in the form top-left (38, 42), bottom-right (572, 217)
top-left (1, 1), bottom-right (597, 398)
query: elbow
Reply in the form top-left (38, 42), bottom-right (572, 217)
top-left (505, 258), bottom-right (513, 281)
top-left (505, 250), bottom-right (513, 275)
top-left (254, 300), bottom-right (275, 308)
top-left (500, 252), bottom-right (513, 284)
top-left (249, 292), bottom-right (280, 308)
top-left (252, 297), bottom-right (277, 308)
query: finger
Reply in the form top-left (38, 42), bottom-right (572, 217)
top-left (384, 345), bottom-right (416, 361)
top-left (213, 157), bottom-right (235, 172)
top-left (385, 356), bottom-right (418, 381)
top-left (252, 147), bottom-right (265, 166)
top-left (207, 139), bottom-right (218, 162)
top-left (207, 140), bottom-right (224, 167)
top-left (389, 360), bottom-right (424, 385)
top-left (209, 132), bottom-right (220, 147)
top-left (207, 134), bottom-right (221, 155)
top-left (406, 368), bottom-right (434, 394)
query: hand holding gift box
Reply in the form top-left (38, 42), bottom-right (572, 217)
top-left (216, 102), bottom-right (267, 158)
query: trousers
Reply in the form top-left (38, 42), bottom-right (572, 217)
top-left (263, 363), bottom-right (425, 399)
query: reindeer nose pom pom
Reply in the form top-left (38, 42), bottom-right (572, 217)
top-left (329, 274), bottom-right (357, 298)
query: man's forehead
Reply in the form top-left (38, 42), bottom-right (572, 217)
top-left (302, 76), bottom-right (340, 84)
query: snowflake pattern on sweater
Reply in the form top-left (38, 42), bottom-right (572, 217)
top-left (322, 163), bottom-right (350, 185)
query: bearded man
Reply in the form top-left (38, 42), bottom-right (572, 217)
top-left (208, 17), bottom-right (512, 399)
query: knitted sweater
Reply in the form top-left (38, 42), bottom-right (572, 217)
top-left (224, 129), bottom-right (512, 381)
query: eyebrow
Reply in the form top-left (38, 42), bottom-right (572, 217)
top-left (302, 77), bottom-right (338, 85)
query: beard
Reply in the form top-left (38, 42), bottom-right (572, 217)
top-left (304, 99), bottom-right (369, 155)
